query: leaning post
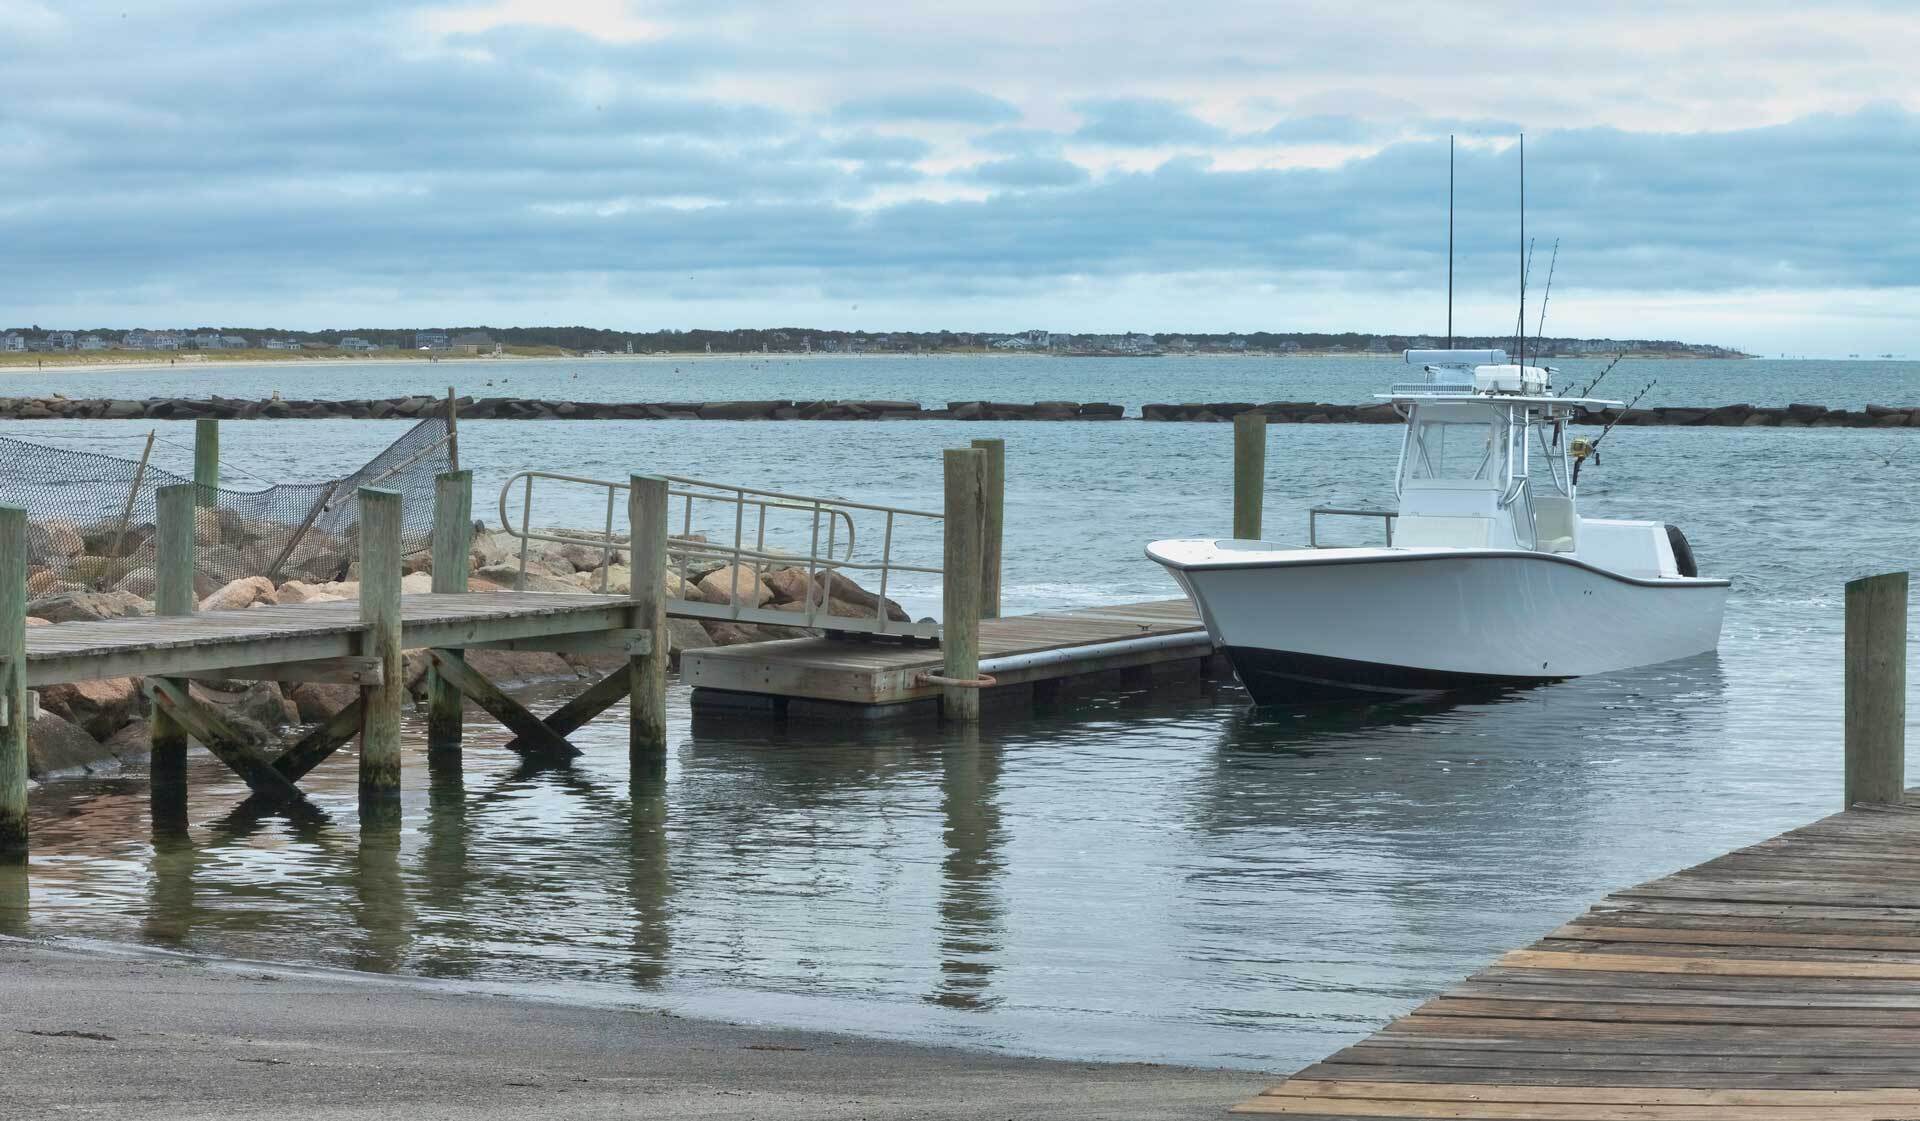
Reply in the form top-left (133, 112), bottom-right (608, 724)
top-left (426, 470), bottom-right (473, 761)
top-left (970, 437), bottom-right (1004, 620)
top-left (193, 417), bottom-right (219, 505)
top-left (1845, 571), bottom-right (1908, 808)
top-left (151, 484), bottom-right (197, 825)
top-left (942, 448), bottom-right (986, 723)
top-left (628, 475), bottom-right (670, 761)
top-left (0, 505), bottom-right (27, 862)
top-left (1232, 410), bottom-right (1266, 540)
top-left (358, 487), bottom-right (404, 804)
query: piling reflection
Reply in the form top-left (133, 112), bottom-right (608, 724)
top-left (350, 804), bottom-right (411, 972)
top-left (928, 727), bottom-right (1006, 1010)
top-left (628, 766), bottom-right (673, 988)
top-left (0, 860), bottom-right (25, 937)
top-left (141, 824), bottom-right (197, 944)
top-left (416, 761), bottom-right (475, 979)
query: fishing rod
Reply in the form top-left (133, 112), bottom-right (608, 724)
top-left (1568, 352), bottom-right (1625, 398)
top-left (1572, 378), bottom-right (1656, 485)
top-left (1534, 238), bottom-right (1559, 346)
top-left (1446, 135), bottom-right (1454, 350)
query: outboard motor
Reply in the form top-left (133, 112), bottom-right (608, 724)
top-left (1665, 524), bottom-right (1699, 578)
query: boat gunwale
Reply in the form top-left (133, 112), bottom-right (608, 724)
top-left (1144, 540), bottom-right (1734, 592)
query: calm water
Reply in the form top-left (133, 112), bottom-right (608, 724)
top-left (1, 357), bottom-right (1917, 1071)
top-left (1, 353), bottom-right (1917, 410)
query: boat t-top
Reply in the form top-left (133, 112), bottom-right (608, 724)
top-left (1146, 349), bottom-right (1729, 703)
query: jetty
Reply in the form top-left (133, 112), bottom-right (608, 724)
top-left (1236, 572), bottom-right (1920, 1120)
top-left (0, 394), bottom-right (1915, 428)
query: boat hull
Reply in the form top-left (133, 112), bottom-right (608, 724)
top-left (1148, 544), bottom-right (1728, 705)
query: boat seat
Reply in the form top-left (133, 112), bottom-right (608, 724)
top-left (1532, 496), bottom-right (1578, 554)
top-left (1394, 515), bottom-right (1492, 548)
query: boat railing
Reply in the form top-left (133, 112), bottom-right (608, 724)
top-left (498, 470), bottom-right (944, 638)
top-left (1308, 505), bottom-right (1397, 547)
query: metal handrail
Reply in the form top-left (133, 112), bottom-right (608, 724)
top-left (1308, 505), bottom-right (1397, 547)
top-left (496, 469), bottom-right (944, 635)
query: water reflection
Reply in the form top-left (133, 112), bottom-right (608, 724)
top-left (929, 728), bottom-right (1005, 1010)
top-left (351, 810), bottom-right (410, 972)
top-left (628, 768), bottom-right (673, 988)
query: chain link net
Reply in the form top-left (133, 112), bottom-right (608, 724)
top-left (2, 417), bottom-right (451, 598)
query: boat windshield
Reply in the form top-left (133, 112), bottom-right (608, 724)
top-left (1406, 418), bottom-right (1501, 482)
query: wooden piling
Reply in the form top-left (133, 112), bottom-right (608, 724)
top-left (0, 505), bottom-right (27, 861)
top-left (193, 417), bottom-right (219, 505)
top-left (426, 470), bottom-right (472, 760)
top-left (628, 474), bottom-right (670, 759)
top-left (970, 437), bottom-right (1004, 620)
top-left (942, 448), bottom-right (985, 723)
top-left (1845, 571), bottom-right (1908, 807)
top-left (1232, 411), bottom-right (1266, 540)
top-left (357, 487), bottom-right (404, 800)
top-left (151, 484), bottom-right (196, 823)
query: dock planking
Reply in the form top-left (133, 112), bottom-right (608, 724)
top-left (20, 592), bottom-right (634, 686)
top-left (1235, 795), bottom-right (1920, 1119)
top-left (681, 598), bottom-right (1215, 710)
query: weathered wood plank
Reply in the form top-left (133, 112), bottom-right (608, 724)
top-left (357, 487), bottom-right (404, 799)
top-left (142, 678), bottom-right (308, 805)
top-left (0, 505), bottom-right (26, 859)
top-left (184, 656), bottom-right (383, 685)
top-left (427, 468), bottom-right (473, 759)
top-left (425, 649), bottom-right (580, 760)
top-left (500, 667), bottom-right (629, 757)
top-left (273, 697), bottom-right (366, 783)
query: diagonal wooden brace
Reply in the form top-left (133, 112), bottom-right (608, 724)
top-left (424, 649), bottom-right (581, 761)
top-left (500, 667), bottom-right (630, 757)
top-left (142, 678), bottom-right (310, 805)
top-left (272, 697), bottom-right (366, 784)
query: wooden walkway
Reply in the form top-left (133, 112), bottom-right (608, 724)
top-left (22, 592), bottom-right (634, 685)
top-left (683, 599), bottom-right (1214, 715)
top-left (1236, 794), bottom-right (1920, 1119)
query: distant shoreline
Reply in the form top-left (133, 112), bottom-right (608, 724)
top-left (0, 348), bottom-right (1764, 377)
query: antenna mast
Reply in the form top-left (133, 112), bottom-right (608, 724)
top-left (1447, 135), bottom-right (1455, 350)
top-left (1516, 133), bottom-right (1525, 371)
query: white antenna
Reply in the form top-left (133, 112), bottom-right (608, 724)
top-left (1515, 134), bottom-right (1526, 371)
top-left (1446, 135), bottom-right (1454, 350)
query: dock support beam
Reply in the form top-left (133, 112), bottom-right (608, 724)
top-left (0, 506), bottom-right (28, 862)
top-left (942, 448), bottom-right (986, 723)
top-left (1233, 411), bottom-right (1266, 541)
top-left (358, 487), bottom-right (404, 805)
top-left (193, 418), bottom-right (219, 505)
top-left (426, 470), bottom-right (472, 762)
top-left (1845, 571), bottom-right (1907, 807)
top-left (628, 475), bottom-right (669, 762)
top-left (970, 438), bottom-right (1004, 620)
top-left (151, 484), bottom-right (196, 830)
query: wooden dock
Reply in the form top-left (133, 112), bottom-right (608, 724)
top-left (1236, 793), bottom-right (1920, 1119)
top-left (683, 599), bottom-right (1218, 720)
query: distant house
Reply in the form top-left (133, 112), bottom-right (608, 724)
top-left (191, 332), bottom-right (223, 349)
top-left (77, 335), bottom-right (107, 351)
top-left (264, 337), bottom-right (302, 350)
top-left (414, 330), bottom-right (450, 350)
top-left (337, 336), bottom-right (377, 351)
top-left (1366, 336), bottom-right (1392, 353)
top-left (449, 330), bottom-right (492, 355)
top-left (1276, 340), bottom-right (1301, 353)
top-left (222, 335), bottom-right (250, 349)
top-left (46, 331), bottom-right (75, 350)
top-left (1, 333), bottom-right (24, 352)
top-left (151, 332), bottom-right (181, 350)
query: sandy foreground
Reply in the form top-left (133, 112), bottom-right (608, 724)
top-left (0, 938), bottom-right (1266, 1119)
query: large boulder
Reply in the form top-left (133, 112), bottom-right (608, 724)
top-left (27, 712), bottom-right (108, 777)
top-left (462, 648), bottom-right (581, 684)
top-left (400, 571), bottom-right (435, 594)
top-left (763, 567), bottom-right (815, 604)
top-left (475, 564), bottom-right (581, 594)
top-left (815, 571), bottom-right (910, 621)
top-left (27, 589), bottom-right (150, 623)
top-left (666, 618), bottom-right (714, 665)
top-left (39, 676), bottom-right (141, 740)
top-left (697, 564), bottom-right (772, 606)
top-left (290, 681), bottom-right (358, 723)
top-left (200, 576), bottom-right (276, 612)
top-left (116, 566), bottom-right (158, 597)
top-left (39, 521), bottom-right (85, 559)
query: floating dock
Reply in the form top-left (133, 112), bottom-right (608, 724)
top-left (684, 599), bottom-right (1219, 721)
top-left (1236, 792), bottom-right (1920, 1119)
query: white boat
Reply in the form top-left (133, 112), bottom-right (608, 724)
top-left (1147, 349), bottom-right (1729, 703)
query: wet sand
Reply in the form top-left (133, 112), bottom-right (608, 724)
top-left (0, 939), bottom-right (1266, 1119)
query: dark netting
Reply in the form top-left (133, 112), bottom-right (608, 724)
top-left (3, 416), bottom-right (451, 597)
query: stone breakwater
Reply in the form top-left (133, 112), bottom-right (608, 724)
top-left (4, 396), bottom-right (1920, 427)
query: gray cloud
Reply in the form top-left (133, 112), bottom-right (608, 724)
top-left (964, 156), bottom-right (1092, 189)
top-left (831, 88), bottom-right (1021, 124)
top-left (1073, 98), bottom-right (1224, 146)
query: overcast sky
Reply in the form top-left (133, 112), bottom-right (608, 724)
top-left (3, 0), bottom-right (1916, 352)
